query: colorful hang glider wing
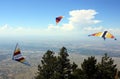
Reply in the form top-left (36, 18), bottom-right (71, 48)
top-left (88, 31), bottom-right (117, 40)
top-left (105, 31), bottom-right (117, 40)
top-left (88, 32), bottom-right (103, 37)
top-left (12, 43), bottom-right (31, 66)
top-left (56, 16), bottom-right (63, 25)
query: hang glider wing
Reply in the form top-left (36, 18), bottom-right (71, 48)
top-left (88, 31), bottom-right (117, 40)
top-left (12, 43), bottom-right (31, 66)
top-left (56, 16), bottom-right (63, 25)
top-left (105, 32), bottom-right (117, 40)
top-left (88, 32), bottom-right (103, 37)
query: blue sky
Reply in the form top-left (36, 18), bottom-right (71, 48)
top-left (0, 0), bottom-right (120, 41)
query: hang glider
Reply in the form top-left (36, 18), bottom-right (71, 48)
top-left (12, 43), bottom-right (31, 66)
top-left (56, 16), bottom-right (63, 25)
top-left (88, 31), bottom-right (117, 40)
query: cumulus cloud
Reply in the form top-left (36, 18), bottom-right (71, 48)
top-left (48, 9), bottom-right (101, 31)
top-left (69, 9), bottom-right (100, 26)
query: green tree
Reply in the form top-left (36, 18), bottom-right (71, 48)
top-left (115, 71), bottom-right (120, 79)
top-left (35, 47), bottom-right (119, 79)
top-left (55, 47), bottom-right (77, 79)
top-left (97, 53), bottom-right (117, 79)
top-left (117, 71), bottom-right (120, 79)
top-left (35, 50), bottom-right (57, 79)
top-left (35, 47), bottom-right (78, 79)
top-left (81, 56), bottom-right (98, 79)
top-left (71, 68), bottom-right (84, 79)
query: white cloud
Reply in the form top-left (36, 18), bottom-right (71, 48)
top-left (48, 9), bottom-right (101, 32)
top-left (0, 24), bottom-right (12, 31)
top-left (0, 24), bottom-right (44, 36)
top-left (69, 9), bottom-right (100, 26)
top-left (47, 24), bottom-right (60, 31)
top-left (1, 9), bottom-right (119, 40)
top-left (83, 26), bottom-right (104, 32)
top-left (0, 10), bottom-right (106, 39)
top-left (61, 23), bottom-right (74, 31)
top-left (104, 28), bottom-right (120, 35)
top-left (47, 23), bottom-right (74, 31)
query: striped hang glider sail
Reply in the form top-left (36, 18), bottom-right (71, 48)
top-left (12, 43), bottom-right (31, 66)
top-left (56, 16), bottom-right (63, 25)
top-left (88, 31), bottom-right (117, 40)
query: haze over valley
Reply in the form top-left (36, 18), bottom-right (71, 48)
top-left (0, 39), bottom-right (120, 78)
